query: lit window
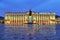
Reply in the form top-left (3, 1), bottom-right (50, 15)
top-left (14, 17), bottom-right (16, 20)
top-left (5, 16), bottom-right (7, 19)
top-left (10, 16), bottom-right (13, 20)
top-left (6, 21), bottom-right (10, 24)
top-left (50, 16), bottom-right (55, 19)
top-left (33, 21), bottom-right (36, 23)
top-left (25, 21), bottom-right (27, 23)
top-left (37, 16), bottom-right (38, 20)
top-left (25, 16), bottom-right (28, 20)
top-left (50, 21), bottom-right (53, 23)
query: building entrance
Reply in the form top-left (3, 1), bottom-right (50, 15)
top-left (28, 16), bottom-right (33, 23)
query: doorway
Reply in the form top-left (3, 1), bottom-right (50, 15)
top-left (28, 16), bottom-right (33, 23)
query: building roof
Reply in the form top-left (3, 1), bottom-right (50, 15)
top-left (5, 10), bottom-right (55, 15)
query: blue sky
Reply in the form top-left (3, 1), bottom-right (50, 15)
top-left (0, 0), bottom-right (60, 16)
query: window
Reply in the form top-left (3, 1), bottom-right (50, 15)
top-left (5, 16), bottom-right (7, 19)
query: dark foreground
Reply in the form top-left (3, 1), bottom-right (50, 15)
top-left (0, 24), bottom-right (60, 40)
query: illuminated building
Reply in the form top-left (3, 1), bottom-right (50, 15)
top-left (5, 10), bottom-right (55, 24)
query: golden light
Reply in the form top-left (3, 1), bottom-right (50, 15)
top-left (50, 21), bottom-right (53, 23)
top-left (26, 12), bottom-right (29, 14)
top-left (25, 16), bottom-right (28, 19)
top-left (33, 17), bottom-right (36, 20)
top-left (32, 12), bottom-right (35, 14)
top-left (33, 21), bottom-right (36, 23)
top-left (6, 21), bottom-right (10, 24)
top-left (5, 17), bottom-right (7, 19)
top-left (25, 21), bottom-right (27, 23)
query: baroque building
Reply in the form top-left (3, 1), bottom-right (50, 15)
top-left (5, 10), bottom-right (55, 24)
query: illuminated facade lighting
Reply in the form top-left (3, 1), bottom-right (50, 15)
top-left (5, 10), bottom-right (56, 24)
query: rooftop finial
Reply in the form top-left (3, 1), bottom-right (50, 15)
top-left (29, 9), bottom-right (32, 16)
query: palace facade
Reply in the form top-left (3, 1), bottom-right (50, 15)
top-left (5, 10), bottom-right (56, 24)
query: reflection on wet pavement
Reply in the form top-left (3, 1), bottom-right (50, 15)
top-left (4, 24), bottom-right (56, 40)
